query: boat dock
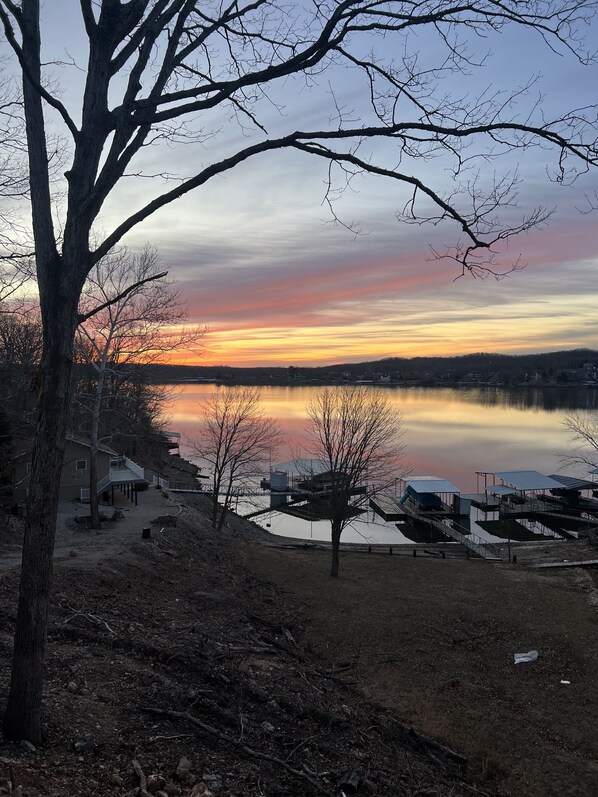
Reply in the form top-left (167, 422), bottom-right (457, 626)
top-left (369, 494), bottom-right (405, 521)
top-left (393, 503), bottom-right (502, 560)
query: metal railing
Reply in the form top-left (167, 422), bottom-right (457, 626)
top-left (402, 506), bottom-right (503, 560)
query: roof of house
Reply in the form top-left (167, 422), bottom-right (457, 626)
top-left (66, 434), bottom-right (118, 457)
top-left (12, 434), bottom-right (118, 460)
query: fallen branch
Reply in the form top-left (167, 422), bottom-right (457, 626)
top-left (63, 606), bottom-right (116, 635)
top-left (388, 716), bottom-right (468, 768)
top-left (142, 707), bottom-right (333, 795)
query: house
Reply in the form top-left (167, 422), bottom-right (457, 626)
top-left (10, 435), bottom-right (147, 503)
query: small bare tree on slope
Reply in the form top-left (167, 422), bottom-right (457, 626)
top-left (193, 387), bottom-right (282, 532)
top-left (305, 386), bottom-right (406, 577)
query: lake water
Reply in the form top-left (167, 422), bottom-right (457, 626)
top-left (166, 384), bottom-right (598, 544)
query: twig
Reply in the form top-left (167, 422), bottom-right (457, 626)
top-left (143, 707), bottom-right (333, 795)
top-left (285, 733), bottom-right (319, 763)
top-left (299, 670), bottom-right (324, 694)
top-left (63, 606), bottom-right (116, 635)
top-left (146, 733), bottom-right (195, 744)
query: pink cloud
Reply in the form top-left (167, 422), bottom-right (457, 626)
top-left (184, 250), bottom-right (454, 329)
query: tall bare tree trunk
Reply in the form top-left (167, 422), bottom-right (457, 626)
top-left (3, 292), bottom-right (79, 743)
top-left (2, 0), bottom-right (81, 743)
top-left (330, 522), bottom-right (342, 577)
top-left (217, 480), bottom-right (233, 532)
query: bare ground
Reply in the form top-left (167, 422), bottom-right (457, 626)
top-left (0, 491), bottom-right (489, 797)
top-left (242, 539), bottom-right (598, 797)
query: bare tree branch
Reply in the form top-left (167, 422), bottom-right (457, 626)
top-left (77, 269), bottom-right (169, 323)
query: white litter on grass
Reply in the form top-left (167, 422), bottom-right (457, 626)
top-left (514, 650), bottom-right (539, 664)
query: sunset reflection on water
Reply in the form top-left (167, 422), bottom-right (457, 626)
top-left (165, 384), bottom-right (596, 492)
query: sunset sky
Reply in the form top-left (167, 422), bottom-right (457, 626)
top-left (32, 4), bottom-right (598, 366)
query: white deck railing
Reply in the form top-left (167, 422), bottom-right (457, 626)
top-left (124, 457), bottom-right (144, 479)
top-left (96, 474), bottom-right (112, 494)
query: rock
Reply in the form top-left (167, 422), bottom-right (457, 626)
top-left (67, 680), bottom-right (79, 694)
top-left (12, 787), bottom-right (23, 797)
top-left (260, 721), bottom-right (275, 733)
top-left (175, 757), bottom-right (192, 781)
top-left (267, 699), bottom-right (281, 714)
top-left (109, 772), bottom-right (124, 786)
top-left (163, 782), bottom-right (181, 796)
top-left (147, 773), bottom-right (166, 793)
top-left (19, 740), bottom-right (36, 753)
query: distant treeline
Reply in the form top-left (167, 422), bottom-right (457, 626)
top-left (144, 349), bottom-right (598, 387)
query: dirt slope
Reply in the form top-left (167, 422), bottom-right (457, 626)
top-left (0, 497), bottom-right (483, 797)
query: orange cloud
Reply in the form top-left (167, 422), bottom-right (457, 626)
top-left (160, 216), bottom-right (598, 367)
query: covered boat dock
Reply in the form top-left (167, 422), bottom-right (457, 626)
top-left (475, 470), bottom-right (567, 514)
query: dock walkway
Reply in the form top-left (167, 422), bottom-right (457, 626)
top-left (370, 494), bottom-right (405, 521)
top-left (399, 504), bottom-right (502, 560)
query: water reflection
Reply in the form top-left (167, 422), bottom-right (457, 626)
top-left (168, 384), bottom-right (597, 494)
top-left (166, 384), bottom-right (597, 542)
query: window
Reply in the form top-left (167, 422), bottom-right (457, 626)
top-left (76, 459), bottom-right (87, 471)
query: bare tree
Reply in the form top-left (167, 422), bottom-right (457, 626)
top-left (0, 310), bottom-right (42, 489)
top-left (0, 311), bottom-right (42, 371)
top-left (305, 386), bottom-right (405, 577)
top-left (0, 0), bottom-right (596, 742)
top-left (193, 387), bottom-right (281, 532)
top-left (76, 245), bottom-right (203, 528)
top-left (562, 414), bottom-right (598, 472)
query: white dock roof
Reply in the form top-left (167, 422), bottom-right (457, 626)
top-left (405, 476), bottom-right (460, 494)
top-left (491, 470), bottom-right (563, 491)
top-left (272, 459), bottom-right (329, 475)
